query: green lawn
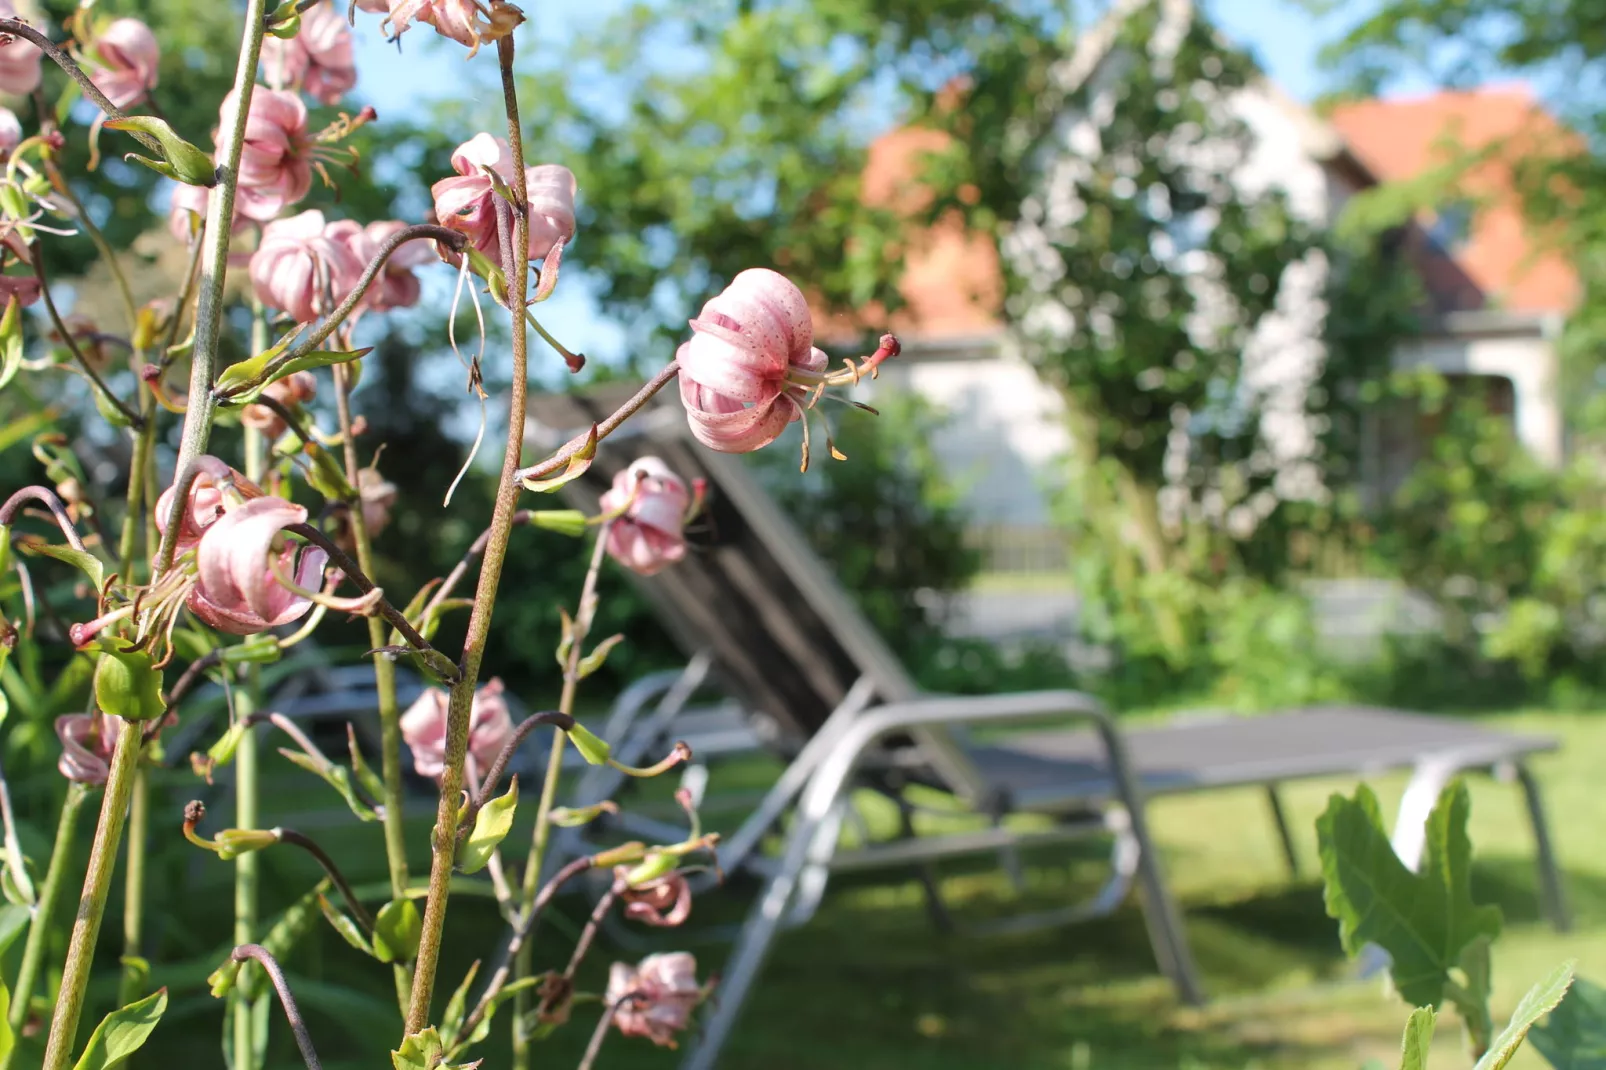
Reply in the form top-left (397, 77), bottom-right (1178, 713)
top-left (130, 711), bottom-right (1606, 1069)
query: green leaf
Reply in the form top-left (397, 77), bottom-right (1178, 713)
top-left (317, 893), bottom-right (374, 958)
top-left (0, 902), bottom-right (30, 960)
top-left (522, 424), bottom-right (598, 493)
top-left (392, 1027), bottom-right (446, 1070)
top-left (1399, 1006), bottom-right (1436, 1070)
top-left (277, 749), bottom-right (378, 822)
top-left (348, 724), bottom-right (386, 803)
top-left (215, 346), bottom-right (369, 402)
top-left (459, 776), bottom-right (517, 875)
top-left (529, 509), bottom-right (588, 537)
top-left (71, 987), bottom-right (167, 1070)
top-left (372, 898), bottom-right (423, 964)
top-left (1452, 935), bottom-right (1496, 1057)
top-left (1532, 975), bottom-right (1606, 1069)
top-left (93, 647), bottom-right (167, 723)
top-left (0, 979), bottom-right (12, 1062)
top-left (217, 880), bottom-right (328, 1000)
top-left (103, 116), bottom-right (215, 185)
top-left (576, 634), bottom-right (625, 680)
top-left (566, 724), bottom-right (611, 766)
top-left (0, 296), bottom-right (21, 391)
top-left (1316, 781), bottom-right (1502, 1007)
top-left (1475, 961), bottom-right (1576, 1070)
top-left (439, 960), bottom-right (480, 1048)
top-left (447, 975), bottom-right (540, 1057)
top-left (27, 542), bottom-right (105, 589)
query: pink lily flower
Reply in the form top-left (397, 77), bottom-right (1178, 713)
top-left (431, 134), bottom-right (576, 284)
top-left (676, 268), bottom-right (827, 453)
top-left (153, 457), bottom-right (265, 556)
top-left (187, 496), bottom-right (328, 635)
top-left (56, 712), bottom-right (124, 786)
top-left (260, 1), bottom-right (356, 106)
top-left (87, 18), bottom-right (159, 110)
top-left (358, 468), bottom-right (398, 534)
top-left (0, 2), bottom-right (41, 97)
top-left (598, 457), bottom-right (693, 576)
top-left (250, 210), bottom-right (366, 323)
top-left (400, 677), bottom-right (514, 779)
top-left (241, 371), bottom-right (318, 439)
top-left (615, 867), bottom-right (693, 928)
top-left (384, 0), bottom-right (523, 56)
top-left (606, 952), bottom-right (709, 1048)
top-left (221, 88), bottom-right (313, 222)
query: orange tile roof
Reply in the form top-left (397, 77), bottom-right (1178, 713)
top-left (1328, 86), bottom-right (1580, 313)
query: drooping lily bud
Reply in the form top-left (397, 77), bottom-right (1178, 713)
top-left (598, 457), bottom-right (692, 577)
top-left (55, 712), bottom-right (122, 785)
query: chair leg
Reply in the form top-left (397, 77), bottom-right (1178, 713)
top-left (1514, 762), bottom-right (1571, 932)
top-left (1264, 785), bottom-right (1300, 877)
top-left (1128, 812), bottom-right (1205, 1006)
top-left (897, 800), bottom-right (955, 933)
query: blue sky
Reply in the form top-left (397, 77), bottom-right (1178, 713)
top-left (347, 1), bottom-right (1462, 370)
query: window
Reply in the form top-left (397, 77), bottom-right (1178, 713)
top-left (1426, 200), bottom-right (1475, 252)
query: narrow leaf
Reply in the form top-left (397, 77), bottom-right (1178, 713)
top-left (439, 960), bottom-right (480, 1048)
top-left (522, 424), bottom-right (597, 493)
top-left (71, 987), bottom-right (167, 1070)
top-left (576, 634), bottom-right (625, 680)
top-left (26, 542), bottom-right (105, 589)
top-left (1531, 974), bottom-right (1606, 1069)
top-left (459, 776), bottom-right (517, 875)
top-left (1399, 1006), bottom-right (1436, 1070)
top-left (278, 749), bottom-right (377, 822)
top-left (317, 894), bottom-right (374, 958)
top-left (1475, 961), bottom-right (1576, 1070)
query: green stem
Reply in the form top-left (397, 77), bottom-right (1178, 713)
top-left (404, 32), bottom-right (532, 1035)
top-left (331, 361), bottom-right (413, 1014)
top-left (232, 324), bottom-right (268, 1070)
top-left (40, 725), bottom-right (142, 1070)
top-left (513, 528), bottom-right (608, 1069)
top-left (4, 784), bottom-right (88, 1057)
top-left (116, 395), bottom-right (157, 579)
top-left (173, 0), bottom-right (270, 480)
top-left (117, 767), bottom-right (147, 1006)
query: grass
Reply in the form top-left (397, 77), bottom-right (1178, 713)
top-left (105, 710), bottom-right (1606, 1069)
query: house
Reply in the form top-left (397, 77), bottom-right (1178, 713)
top-left (826, 7), bottom-right (1579, 574)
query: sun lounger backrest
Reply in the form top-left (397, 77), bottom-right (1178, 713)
top-left (531, 391), bottom-right (988, 798)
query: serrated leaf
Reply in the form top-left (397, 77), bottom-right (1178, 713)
top-left (1531, 975), bottom-right (1606, 1069)
top-left (1399, 1006), bottom-right (1436, 1070)
top-left (317, 893), bottom-right (374, 958)
top-left (27, 542), bottom-right (105, 589)
top-left (71, 987), bottom-right (167, 1070)
top-left (373, 898), bottom-right (422, 964)
top-left (278, 749), bottom-right (377, 822)
top-left (1453, 936), bottom-right (1496, 1057)
top-left (459, 777), bottom-right (517, 875)
top-left (522, 424), bottom-right (597, 493)
top-left (1316, 781), bottom-right (1502, 1007)
top-left (1475, 961), bottom-right (1576, 1070)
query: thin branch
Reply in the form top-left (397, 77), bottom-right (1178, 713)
top-left (563, 879), bottom-right (622, 980)
top-left (283, 523), bottom-right (460, 682)
top-left (473, 710), bottom-right (573, 808)
top-left (275, 828), bottom-right (373, 932)
top-left (230, 945), bottom-right (323, 1070)
top-left (514, 362), bottom-right (680, 483)
top-left (459, 854), bottom-right (596, 1042)
top-left (0, 486), bottom-right (88, 552)
top-left (230, 225), bottom-right (467, 398)
top-left (0, 19), bottom-right (164, 155)
top-left (30, 248), bottom-right (142, 428)
top-left (577, 996), bottom-right (633, 1070)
